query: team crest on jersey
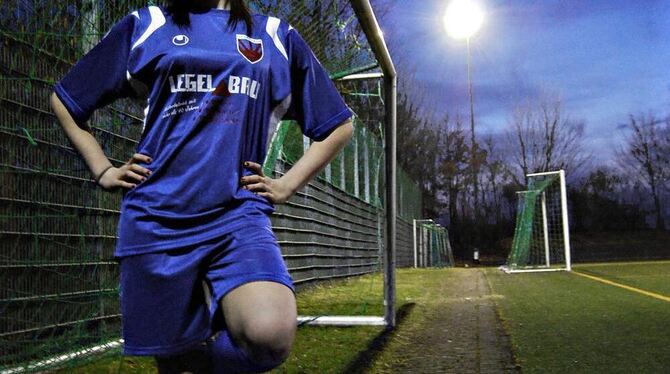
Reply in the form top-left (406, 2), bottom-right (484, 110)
top-left (236, 34), bottom-right (263, 64)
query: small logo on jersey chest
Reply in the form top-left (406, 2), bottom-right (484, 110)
top-left (236, 34), bottom-right (263, 64)
top-left (172, 34), bottom-right (189, 46)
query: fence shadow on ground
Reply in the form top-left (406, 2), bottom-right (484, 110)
top-left (340, 302), bottom-right (416, 374)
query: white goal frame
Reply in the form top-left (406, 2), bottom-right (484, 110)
top-left (502, 170), bottom-right (572, 273)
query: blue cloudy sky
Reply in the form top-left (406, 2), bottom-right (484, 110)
top-left (379, 0), bottom-right (670, 162)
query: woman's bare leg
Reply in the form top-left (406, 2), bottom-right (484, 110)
top-left (218, 281), bottom-right (297, 368)
top-left (154, 281), bottom-right (295, 374)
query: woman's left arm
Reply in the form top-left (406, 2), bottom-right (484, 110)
top-left (241, 118), bottom-right (354, 204)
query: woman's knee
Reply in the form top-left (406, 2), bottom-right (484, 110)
top-left (220, 281), bottom-right (297, 368)
top-left (240, 314), bottom-right (296, 366)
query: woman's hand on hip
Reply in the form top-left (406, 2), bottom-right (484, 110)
top-left (240, 161), bottom-right (295, 204)
top-left (98, 153), bottom-right (152, 190)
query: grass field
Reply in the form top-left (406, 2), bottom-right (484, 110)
top-left (486, 261), bottom-right (670, 373)
top-left (56, 263), bottom-right (670, 373)
top-left (575, 260), bottom-right (670, 296)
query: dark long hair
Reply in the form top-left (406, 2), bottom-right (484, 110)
top-left (166, 0), bottom-right (253, 34)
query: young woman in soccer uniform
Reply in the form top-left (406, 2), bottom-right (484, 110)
top-left (51, 0), bottom-right (353, 372)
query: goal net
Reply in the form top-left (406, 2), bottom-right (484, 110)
top-left (412, 220), bottom-right (455, 268)
top-left (503, 170), bottom-right (571, 273)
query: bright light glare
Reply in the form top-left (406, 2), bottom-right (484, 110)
top-left (443, 0), bottom-right (485, 40)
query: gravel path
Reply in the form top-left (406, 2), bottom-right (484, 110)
top-left (370, 268), bottom-right (519, 373)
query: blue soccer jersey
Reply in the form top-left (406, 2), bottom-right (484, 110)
top-left (54, 5), bottom-right (353, 256)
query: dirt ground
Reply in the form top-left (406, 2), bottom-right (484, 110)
top-left (369, 268), bottom-right (520, 373)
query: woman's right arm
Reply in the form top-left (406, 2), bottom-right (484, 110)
top-left (50, 92), bottom-right (151, 190)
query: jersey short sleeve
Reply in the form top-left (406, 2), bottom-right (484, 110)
top-left (53, 13), bottom-right (137, 126)
top-left (283, 28), bottom-right (353, 141)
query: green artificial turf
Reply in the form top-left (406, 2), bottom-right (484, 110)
top-left (485, 264), bottom-right (670, 373)
top-left (575, 261), bottom-right (670, 296)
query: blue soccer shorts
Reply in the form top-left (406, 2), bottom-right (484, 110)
top-left (117, 207), bottom-right (295, 356)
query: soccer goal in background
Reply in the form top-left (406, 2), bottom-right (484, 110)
top-left (502, 170), bottom-right (572, 273)
top-left (412, 219), bottom-right (455, 268)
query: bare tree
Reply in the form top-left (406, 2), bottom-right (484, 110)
top-left (618, 113), bottom-right (669, 230)
top-left (506, 93), bottom-right (588, 184)
top-left (435, 114), bottom-right (470, 226)
top-left (661, 117), bottom-right (670, 192)
top-left (481, 136), bottom-right (513, 224)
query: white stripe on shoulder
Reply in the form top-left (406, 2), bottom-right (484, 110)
top-left (265, 16), bottom-right (288, 60)
top-left (131, 6), bottom-right (166, 50)
top-left (131, 10), bottom-right (139, 19)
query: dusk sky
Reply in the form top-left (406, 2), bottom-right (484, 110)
top-left (379, 0), bottom-right (670, 163)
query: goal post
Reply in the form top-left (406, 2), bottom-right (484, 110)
top-left (502, 170), bottom-right (571, 273)
top-left (412, 219), bottom-right (455, 268)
